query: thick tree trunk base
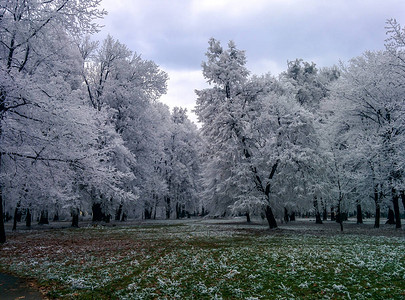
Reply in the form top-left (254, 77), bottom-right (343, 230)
top-left (356, 204), bottom-right (363, 224)
top-left (71, 210), bottom-right (79, 228)
top-left (265, 205), bottom-right (277, 229)
top-left (26, 209), bottom-right (31, 228)
top-left (38, 210), bottom-right (49, 225)
top-left (290, 212), bottom-right (296, 221)
top-left (315, 213), bottom-right (323, 224)
top-left (246, 212), bottom-right (251, 223)
top-left (92, 203), bottom-right (103, 222)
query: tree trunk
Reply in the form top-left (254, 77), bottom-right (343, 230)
top-left (246, 211), bottom-right (251, 223)
top-left (92, 203), bottom-right (103, 222)
top-left (356, 204), bottom-right (363, 224)
top-left (283, 207), bottom-right (289, 223)
top-left (0, 188), bottom-right (6, 243)
top-left (144, 208), bottom-right (152, 219)
top-left (401, 191), bottom-right (405, 211)
top-left (374, 205), bottom-right (380, 228)
top-left (175, 203), bottom-right (180, 219)
top-left (337, 202), bottom-right (343, 232)
top-left (313, 196), bottom-right (323, 224)
top-left (264, 205), bottom-right (277, 229)
top-left (290, 211), bottom-right (296, 221)
top-left (165, 197), bottom-right (171, 219)
top-left (386, 208), bottom-right (395, 224)
top-left (38, 210), bottom-right (49, 225)
top-left (71, 208), bottom-right (79, 228)
top-left (393, 192), bottom-right (401, 229)
top-left (26, 209), bottom-right (31, 228)
top-left (321, 198), bottom-right (327, 221)
top-left (121, 212), bottom-right (127, 221)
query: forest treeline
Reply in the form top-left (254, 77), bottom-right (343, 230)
top-left (1, 1), bottom-right (404, 243)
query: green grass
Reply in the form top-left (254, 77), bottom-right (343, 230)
top-left (0, 222), bottom-right (404, 299)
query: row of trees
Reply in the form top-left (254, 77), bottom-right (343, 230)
top-left (0, 0), bottom-right (201, 243)
top-left (196, 20), bottom-right (405, 230)
top-left (1, 1), bottom-right (404, 244)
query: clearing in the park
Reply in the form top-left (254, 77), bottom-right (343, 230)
top-left (0, 218), bottom-right (404, 299)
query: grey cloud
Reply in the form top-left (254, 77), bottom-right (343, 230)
top-left (99, 0), bottom-right (405, 73)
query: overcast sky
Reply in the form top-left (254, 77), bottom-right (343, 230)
top-left (97, 0), bottom-right (405, 123)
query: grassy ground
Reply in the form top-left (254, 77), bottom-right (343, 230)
top-left (0, 219), bottom-right (404, 299)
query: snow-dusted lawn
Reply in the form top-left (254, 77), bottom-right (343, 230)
top-left (0, 220), bottom-right (404, 299)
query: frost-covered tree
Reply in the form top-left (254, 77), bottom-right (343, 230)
top-left (385, 18), bottom-right (405, 214)
top-left (195, 38), bottom-right (251, 218)
top-left (164, 107), bottom-right (202, 218)
top-left (0, 0), bottom-right (123, 242)
top-left (196, 39), bottom-right (324, 228)
top-left (280, 60), bottom-right (337, 223)
top-left (78, 35), bottom-right (169, 220)
top-left (327, 50), bottom-right (405, 229)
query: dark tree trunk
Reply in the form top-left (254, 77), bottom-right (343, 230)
top-left (144, 208), bottom-right (152, 219)
top-left (71, 208), bottom-right (79, 228)
top-left (53, 211), bottom-right (59, 222)
top-left (392, 191), bottom-right (401, 229)
top-left (290, 212), bottom-right (296, 221)
top-left (0, 189), bottom-right (5, 243)
top-left (283, 207), bottom-right (289, 223)
top-left (315, 212), bottom-right (323, 224)
top-left (165, 197), bottom-right (171, 219)
top-left (374, 205), bottom-right (380, 228)
top-left (314, 196), bottom-right (323, 224)
top-left (321, 198), bottom-right (327, 221)
top-left (246, 211), bottom-right (251, 223)
top-left (264, 205), bottom-right (277, 229)
top-left (356, 204), bottom-right (363, 224)
top-left (26, 209), bottom-right (31, 228)
top-left (386, 208), bottom-right (395, 224)
top-left (175, 203), bottom-right (180, 219)
top-left (38, 210), bottom-right (49, 225)
top-left (121, 212), bottom-right (127, 221)
top-left (401, 191), bottom-right (405, 211)
top-left (115, 204), bottom-right (122, 221)
top-left (92, 203), bottom-right (103, 222)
